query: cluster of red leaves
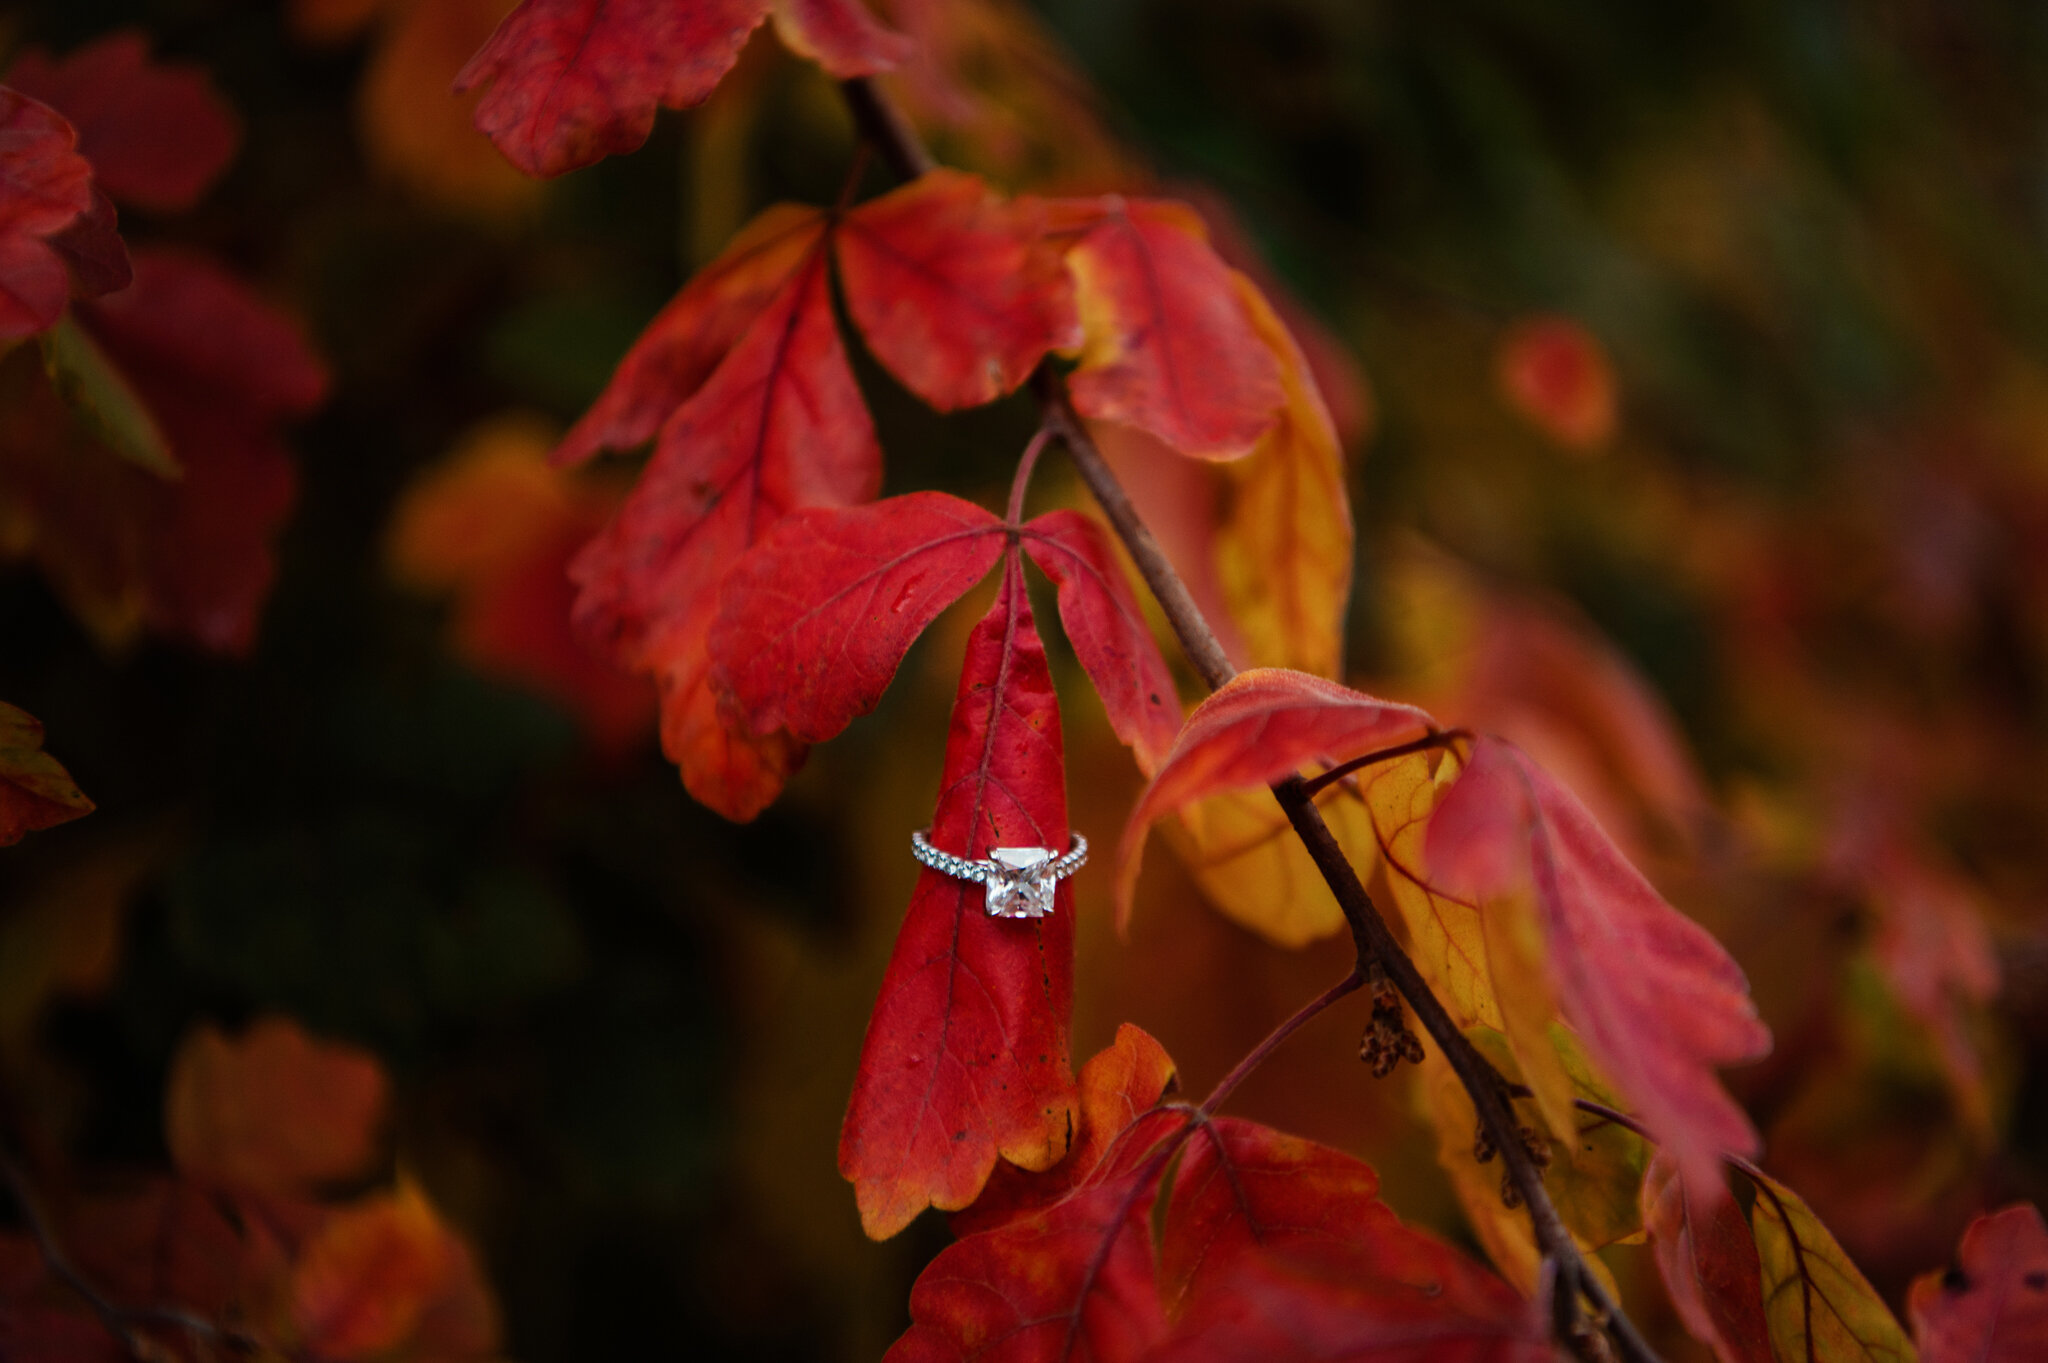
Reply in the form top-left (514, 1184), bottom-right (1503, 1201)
top-left (888, 1023), bottom-right (1552, 1363)
top-left (443, 14), bottom-right (2048, 1363)
top-left (0, 33), bottom-right (326, 655)
top-left (1, 1018), bottom-right (497, 1363)
top-left (552, 166), bottom-right (1280, 819)
top-left (547, 173), bottom-right (1299, 1231)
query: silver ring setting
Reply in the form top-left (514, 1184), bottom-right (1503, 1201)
top-left (911, 829), bottom-right (1088, 919)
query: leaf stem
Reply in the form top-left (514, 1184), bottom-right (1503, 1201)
top-left (1006, 425), bottom-right (1054, 526)
top-left (1298, 728), bottom-right (1471, 797)
top-left (1197, 968), bottom-right (1365, 1119)
top-left (839, 73), bottom-right (1663, 1363)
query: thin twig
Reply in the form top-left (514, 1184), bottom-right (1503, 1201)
top-left (1198, 969), bottom-right (1366, 1119)
top-left (838, 74), bottom-right (1663, 1363)
top-left (1299, 729), bottom-right (1471, 798)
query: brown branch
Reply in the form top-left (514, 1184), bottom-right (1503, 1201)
top-left (838, 73), bottom-right (1662, 1363)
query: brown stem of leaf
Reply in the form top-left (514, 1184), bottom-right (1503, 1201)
top-left (838, 74), bottom-right (1662, 1363)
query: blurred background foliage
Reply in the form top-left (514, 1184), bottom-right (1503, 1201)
top-left (4, 0), bottom-right (2048, 1359)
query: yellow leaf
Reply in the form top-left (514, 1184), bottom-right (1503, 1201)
top-left (1214, 274), bottom-right (1353, 679)
top-left (1167, 785), bottom-right (1376, 949)
top-left (1746, 1166), bottom-right (1917, 1363)
top-left (1416, 1027), bottom-right (1644, 1297)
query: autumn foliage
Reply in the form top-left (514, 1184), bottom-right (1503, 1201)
top-left (3, 6), bottom-right (2046, 1363)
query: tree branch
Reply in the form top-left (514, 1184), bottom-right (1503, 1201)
top-left (839, 72), bottom-right (1662, 1363)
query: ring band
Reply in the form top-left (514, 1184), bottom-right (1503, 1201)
top-left (911, 829), bottom-right (1087, 919)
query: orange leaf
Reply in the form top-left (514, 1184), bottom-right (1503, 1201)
top-left (1910, 1204), bottom-right (2048, 1363)
top-left (357, 0), bottom-right (542, 217)
top-left (1213, 273), bottom-right (1353, 679)
top-left (1066, 199), bottom-right (1284, 460)
top-left (291, 1180), bottom-right (467, 1361)
top-left (1426, 737), bottom-right (1771, 1198)
top-left (1115, 668), bottom-right (1438, 932)
top-left (0, 701), bottom-right (92, 845)
top-left (165, 1017), bottom-right (389, 1198)
top-left (388, 414), bottom-right (654, 751)
top-left (952, 1022), bottom-right (1181, 1237)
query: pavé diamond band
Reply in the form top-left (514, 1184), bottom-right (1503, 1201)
top-left (911, 829), bottom-right (1088, 919)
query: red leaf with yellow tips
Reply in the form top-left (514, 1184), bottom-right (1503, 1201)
top-left (0, 88), bottom-right (97, 340)
top-left (8, 31), bottom-right (240, 213)
top-left (891, 1028), bottom-right (1182, 1363)
top-left (712, 491), bottom-right (1007, 743)
top-left (1910, 1204), bottom-right (2048, 1363)
top-left (1114, 668), bottom-right (1439, 930)
top-left (952, 1022), bottom-right (1182, 1237)
top-left (570, 231), bottom-right (876, 819)
top-left (1424, 736), bottom-right (1770, 1196)
top-left (839, 563), bottom-right (1077, 1240)
top-left (1065, 199), bottom-right (1283, 460)
top-left (0, 701), bottom-right (93, 845)
top-left (455, 0), bottom-right (770, 178)
top-left (834, 169), bottom-right (1079, 410)
top-left (1020, 509), bottom-right (1182, 774)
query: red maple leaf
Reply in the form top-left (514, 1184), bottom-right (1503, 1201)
top-left (560, 178), bottom-right (1082, 817)
top-left (838, 562), bottom-right (1079, 1240)
top-left (456, 0), bottom-right (906, 178)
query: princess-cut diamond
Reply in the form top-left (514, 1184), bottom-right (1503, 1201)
top-left (985, 846), bottom-right (1056, 918)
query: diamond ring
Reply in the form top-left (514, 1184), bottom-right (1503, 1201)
top-left (911, 829), bottom-right (1088, 919)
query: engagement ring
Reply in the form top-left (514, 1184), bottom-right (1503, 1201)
top-left (911, 829), bottom-right (1088, 919)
